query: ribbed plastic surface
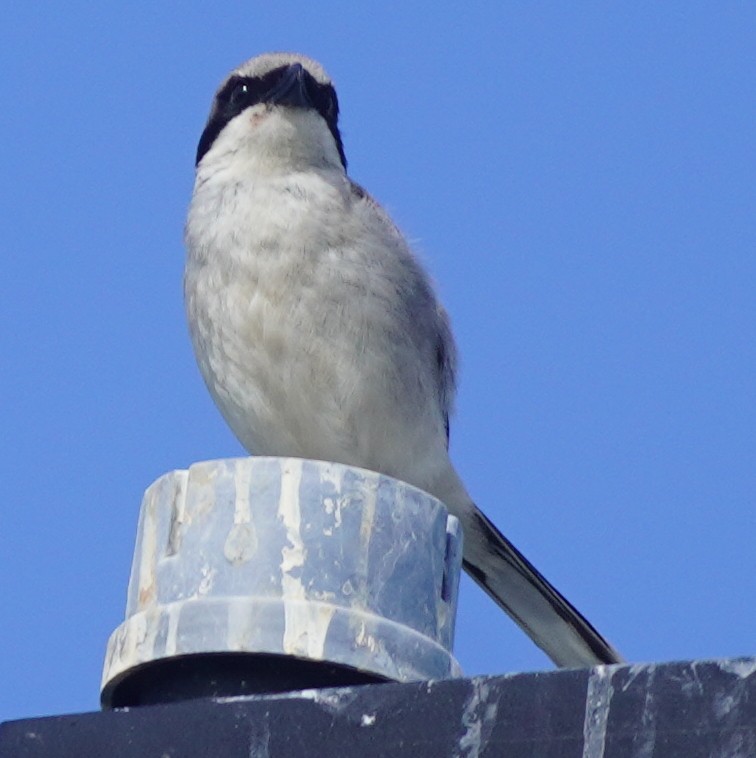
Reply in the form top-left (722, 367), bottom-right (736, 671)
top-left (101, 457), bottom-right (462, 706)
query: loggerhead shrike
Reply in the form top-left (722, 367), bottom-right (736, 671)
top-left (184, 52), bottom-right (622, 668)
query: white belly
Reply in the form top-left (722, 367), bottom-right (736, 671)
top-left (184, 172), bottom-right (449, 489)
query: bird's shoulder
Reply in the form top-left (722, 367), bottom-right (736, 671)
top-left (346, 179), bottom-right (407, 243)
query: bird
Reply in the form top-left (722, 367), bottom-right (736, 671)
top-left (184, 51), bottom-right (622, 668)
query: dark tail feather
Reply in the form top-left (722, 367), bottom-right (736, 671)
top-left (464, 506), bottom-right (623, 667)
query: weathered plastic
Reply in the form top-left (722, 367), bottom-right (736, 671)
top-left (101, 457), bottom-right (463, 706)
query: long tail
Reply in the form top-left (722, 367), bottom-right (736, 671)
top-left (462, 504), bottom-right (623, 667)
top-left (430, 465), bottom-right (622, 667)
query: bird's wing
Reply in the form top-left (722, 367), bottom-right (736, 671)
top-left (348, 178), bottom-right (458, 444)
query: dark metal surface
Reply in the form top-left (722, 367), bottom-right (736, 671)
top-left (2, 658), bottom-right (754, 757)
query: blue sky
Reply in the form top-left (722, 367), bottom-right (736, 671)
top-left (2, 3), bottom-right (754, 722)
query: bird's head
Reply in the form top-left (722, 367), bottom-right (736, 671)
top-left (195, 52), bottom-right (346, 175)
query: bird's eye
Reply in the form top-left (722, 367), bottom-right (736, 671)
top-left (228, 82), bottom-right (249, 106)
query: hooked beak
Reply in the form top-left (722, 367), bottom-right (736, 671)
top-left (265, 63), bottom-right (313, 108)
